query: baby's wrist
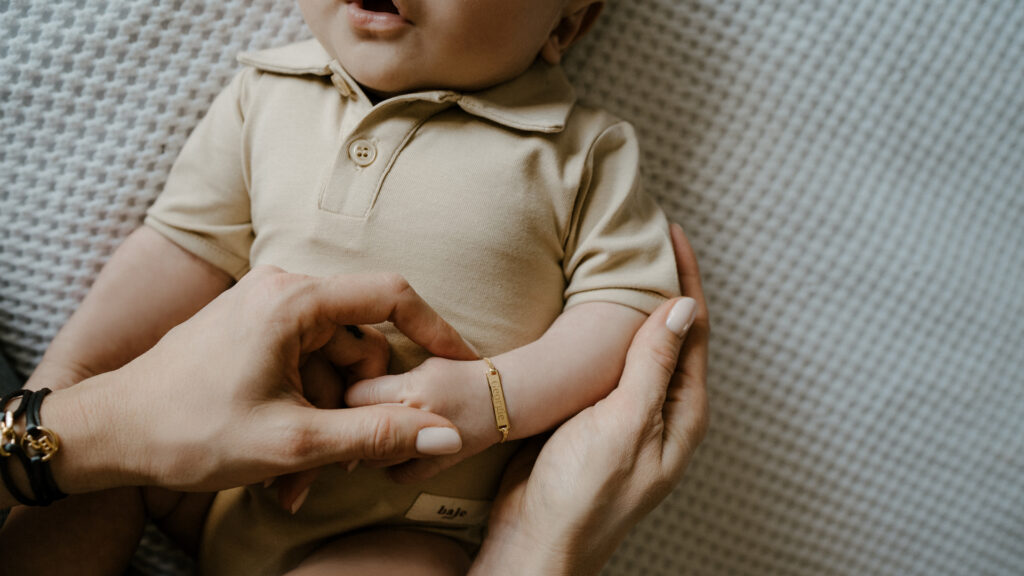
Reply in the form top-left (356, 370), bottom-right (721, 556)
top-left (472, 356), bottom-right (524, 446)
top-left (444, 358), bottom-right (501, 448)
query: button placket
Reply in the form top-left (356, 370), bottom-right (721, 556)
top-left (319, 100), bottom-right (454, 218)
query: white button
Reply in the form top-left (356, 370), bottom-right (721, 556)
top-left (349, 139), bottom-right (377, 167)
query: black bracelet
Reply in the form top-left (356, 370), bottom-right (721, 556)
top-left (0, 390), bottom-right (41, 506)
top-left (24, 388), bottom-right (66, 505)
top-left (0, 440), bottom-right (38, 506)
top-left (0, 388), bottom-right (66, 506)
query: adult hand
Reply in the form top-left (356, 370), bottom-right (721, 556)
top-left (4, 267), bottom-right (476, 507)
top-left (471, 223), bottom-right (710, 576)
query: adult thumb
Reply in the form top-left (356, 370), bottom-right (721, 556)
top-left (613, 298), bottom-right (697, 413)
top-left (272, 404), bottom-right (463, 469)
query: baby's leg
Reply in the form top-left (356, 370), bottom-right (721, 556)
top-left (144, 487), bottom-right (217, 557)
top-left (0, 486), bottom-right (213, 575)
top-left (287, 528), bottom-right (471, 576)
top-left (0, 487), bottom-right (146, 576)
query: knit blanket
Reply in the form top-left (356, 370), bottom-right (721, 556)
top-left (2, 1), bottom-right (1022, 574)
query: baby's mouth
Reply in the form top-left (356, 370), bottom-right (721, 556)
top-left (347, 0), bottom-right (411, 32)
top-left (360, 0), bottom-right (400, 15)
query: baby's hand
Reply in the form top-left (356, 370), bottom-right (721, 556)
top-left (345, 357), bottom-right (500, 483)
top-left (272, 325), bottom-right (391, 512)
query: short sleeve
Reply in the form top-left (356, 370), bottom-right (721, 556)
top-left (144, 69), bottom-right (255, 280)
top-left (563, 122), bottom-right (680, 314)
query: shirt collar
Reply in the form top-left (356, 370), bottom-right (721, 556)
top-left (236, 39), bottom-right (576, 134)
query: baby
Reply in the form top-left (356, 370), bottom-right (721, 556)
top-left (17, 0), bottom-right (679, 574)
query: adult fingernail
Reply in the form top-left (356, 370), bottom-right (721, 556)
top-left (666, 298), bottom-right (697, 336)
top-left (291, 487), bottom-right (310, 515)
top-left (416, 427), bottom-right (462, 455)
top-left (346, 459), bottom-right (360, 473)
top-left (263, 478), bottom-right (275, 489)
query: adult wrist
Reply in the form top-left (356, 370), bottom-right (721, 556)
top-left (41, 373), bottom-right (136, 495)
top-left (471, 529), bottom-right (577, 576)
top-left (479, 509), bottom-right (632, 576)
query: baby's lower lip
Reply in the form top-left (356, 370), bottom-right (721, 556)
top-left (347, 2), bottom-right (411, 35)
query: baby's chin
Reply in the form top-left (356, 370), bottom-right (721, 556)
top-left (344, 61), bottom-right (525, 98)
top-left (350, 73), bottom-right (422, 99)
top-left (341, 63), bottom-right (424, 97)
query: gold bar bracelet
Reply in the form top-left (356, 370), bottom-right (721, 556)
top-left (483, 358), bottom-right (510, 443)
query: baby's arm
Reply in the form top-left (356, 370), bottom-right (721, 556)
top-left (480, 301), bottom-right (646, 439)
top-left (345, 300), bottom-right (646, 482)
top-left (26, 225), bottom-right (232, 391)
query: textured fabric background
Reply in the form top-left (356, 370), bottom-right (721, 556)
top-left (2, 1), bottom-right (1023, 574)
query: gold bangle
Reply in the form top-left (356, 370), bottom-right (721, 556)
top-left (483, 358), bottom-right (510, 443)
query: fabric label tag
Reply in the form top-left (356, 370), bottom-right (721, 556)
top-left (403, 493), bottom-right (492, 526)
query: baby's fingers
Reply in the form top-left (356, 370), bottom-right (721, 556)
top-left (302, 352), bottom-right (345, 409)
top-left (321, 324), bottom-right (390, 380)
top-left (276, 468), bottom-right (321, 514)
top-left (345, 374), bottom-right (409, 407)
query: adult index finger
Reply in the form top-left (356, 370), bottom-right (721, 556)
top-left (661, 223), bottom-right (710, 471)
top-left (671, 223), bottom-right (710, 384)
top-left (296, 272), bottom-right (478, 361)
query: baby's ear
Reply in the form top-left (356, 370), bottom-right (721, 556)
top-left (541, 1), bottom-right (604, 65)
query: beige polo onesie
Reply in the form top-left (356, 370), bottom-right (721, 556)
top-left (145, 39), bottom-right (679, 575)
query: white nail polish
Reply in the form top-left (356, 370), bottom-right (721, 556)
top-left (666, 298), bottom-right (697, 336)
top-left (291, 487), bottom-right (310, 515)
top-left (416, 427), bottom-right (462, 455)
